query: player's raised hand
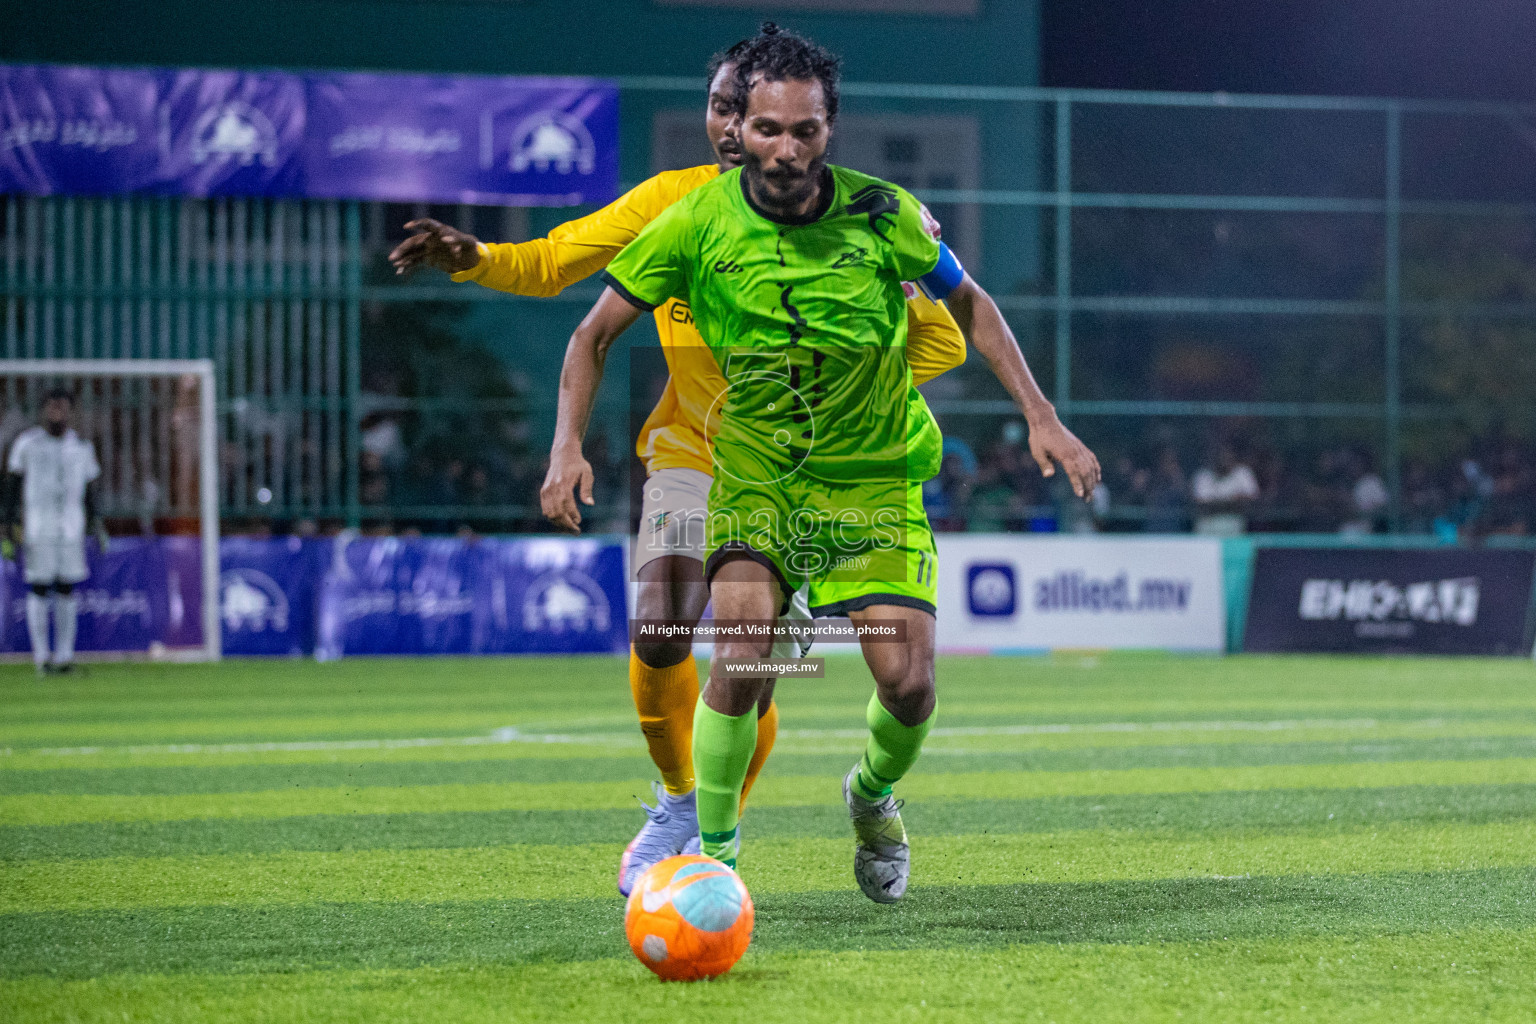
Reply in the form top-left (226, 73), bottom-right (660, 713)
top-left (1028, 416), bottom-right (1102, 501)
top-left (388, 219), bottom-right (482, 276)
top-left (540, 447), bottom-right (596, 534)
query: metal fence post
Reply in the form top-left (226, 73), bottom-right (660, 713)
top-left (344, 201), bottom-right (362, 529)
top-left (1054, 96), bottom-right (1073, 421)
top-left (1384, 104), bottom-right (1403, 530)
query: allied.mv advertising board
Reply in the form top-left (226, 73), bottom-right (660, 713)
top-left (934, 536), bottom-right (1227, 652)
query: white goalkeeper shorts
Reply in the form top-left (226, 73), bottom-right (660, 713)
top-left (634, 466), bottom-right (814, 660)
top-left (25, 539), bottom-right (88, 586)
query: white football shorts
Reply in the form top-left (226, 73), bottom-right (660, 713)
top-left (25, 539), bottom-right (88, 586)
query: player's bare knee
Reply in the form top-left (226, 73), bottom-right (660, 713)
top-left (632, 571), bottom-right (708, 668)
top-left (716, 633), bottom-right (774, 662)
top-left (634, 636), bottom-right (693, 669)
top-left (874, 660), bottom-right (936, 726)
top-left (703, 649), bottom-right (768, 715)
top-left (29, 583), bottom-right (49, 598)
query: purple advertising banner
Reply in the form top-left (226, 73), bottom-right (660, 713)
top-left (0, 63), bottom-right (617, 205)
top-left (0, 64), bottom-right (162, 195)
top-left (2, 534), bottom-right (628, 658)
top-left (155, 68), bottom-right (306, 198)
top-left (220, 536), bottom-right (329, 656)
top-left (315, 535), bottom-right (628, 659)
top-left (470, 536), bottom-right (628, 655)
top-left (4, 536), bottom-right (204, 654)
top-left (305, 72), bottom-right (619, 205)
top-left (316, 536), bottom-right (479, 658)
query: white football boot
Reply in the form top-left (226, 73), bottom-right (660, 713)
top-left (618, 783), bottom-right (699, 896)
top-left (843, 765), bottom-right (910, 903)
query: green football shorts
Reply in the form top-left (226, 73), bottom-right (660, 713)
top-left (703, 469), bottom-right (938, 618)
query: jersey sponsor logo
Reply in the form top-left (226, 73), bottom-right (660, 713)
top-left (846, 184), bottom-right (902, 242)
top-left (713, 259), bottom-right (744, 274)
top-left (668, 300), bottom-right (694, 325)
top-left (832, 246), bottom-right (869, 269)
top-left (918, 203), bottom-right (943, 241)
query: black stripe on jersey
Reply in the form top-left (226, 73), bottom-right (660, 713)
top-left (600, 271), bottom-right (658, 312)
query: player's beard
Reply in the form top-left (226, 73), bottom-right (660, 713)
top-left (742, 149), bottom-right (828, 219)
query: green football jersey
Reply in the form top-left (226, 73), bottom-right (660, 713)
top-left (602, 164), bottom-right (944, 485)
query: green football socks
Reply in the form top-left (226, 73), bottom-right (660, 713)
top-left (692, 697), bottom-right (758, 867)
top-left (852, 693), bottom-right (935, 802)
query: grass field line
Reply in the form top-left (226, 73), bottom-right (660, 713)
top-left (6, 757), bottom-right (1536, 826)
top-left (0, 726), bottom-right (628, 759)
top-left (5, 927), bottom-right (1534, 1024)
top-left (7, 819), bottom-right (1536, 912)
top-left (6, 718), bottom-right (1534, 774)
top-left (0, 716), bottom-right (1470, 760)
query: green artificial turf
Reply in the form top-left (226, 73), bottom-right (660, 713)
top-left (3, 653), bottom-right (1535, 1021)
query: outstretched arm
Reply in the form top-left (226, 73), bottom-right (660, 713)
top-left (946, 274), bottom-right (1102, 500)
top-left (539, 288), bottom-right (645, 533)
top-left (387, 219), bottom-right (482, 276)
top-left (388, 176), bottom-right (683, 297)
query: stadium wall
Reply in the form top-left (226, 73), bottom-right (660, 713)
top-left (0, 1), bottom-right (1040, 88)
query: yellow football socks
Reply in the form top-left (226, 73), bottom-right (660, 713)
top-left (739, 699), bottom-right (779, 812)
top-left (629, 649), bottom-right (701, 796)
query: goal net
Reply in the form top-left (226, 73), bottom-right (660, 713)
top-left (0, 359), bottom-right (220, 662)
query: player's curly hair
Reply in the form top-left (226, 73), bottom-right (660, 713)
top-left (43, 386), bottom-right (74, 405)
top-left (705, 33), bottom-right (754, 87)
top-left (731, 22), bottom-right (842, 123)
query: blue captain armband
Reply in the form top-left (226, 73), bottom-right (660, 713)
top-left (916, 243), bottom-right (965, 301)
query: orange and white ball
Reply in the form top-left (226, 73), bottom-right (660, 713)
top-left (624, 854), bottom-right (754, 981)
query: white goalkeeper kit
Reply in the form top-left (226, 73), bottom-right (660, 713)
top-left (8, 426), bottom-right (101, 668)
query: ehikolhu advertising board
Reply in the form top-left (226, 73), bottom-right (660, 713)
top-left (1244, 547), bottom-right (1536, 655)
top-left (934, 536), bottom-right (1226, 652)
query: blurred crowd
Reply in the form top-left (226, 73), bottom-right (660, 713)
top-left (921, 425), bottom-right (1536, 540)
top-left (356, 411), bottom-right (630, 535)
top-left (344, 409), bottom-right (1536, 541)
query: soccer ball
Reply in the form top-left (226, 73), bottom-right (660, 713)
top-left (624, 854), bottom-right (754, 981)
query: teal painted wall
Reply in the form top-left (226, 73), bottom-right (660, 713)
top-left (0, 1), bottom-right (1037, 87)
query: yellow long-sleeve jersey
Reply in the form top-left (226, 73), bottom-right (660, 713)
top-left (452, 164), bottom-right (968, 475)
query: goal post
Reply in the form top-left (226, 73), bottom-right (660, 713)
top-left (0, 359), bottom-right (221, 662)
